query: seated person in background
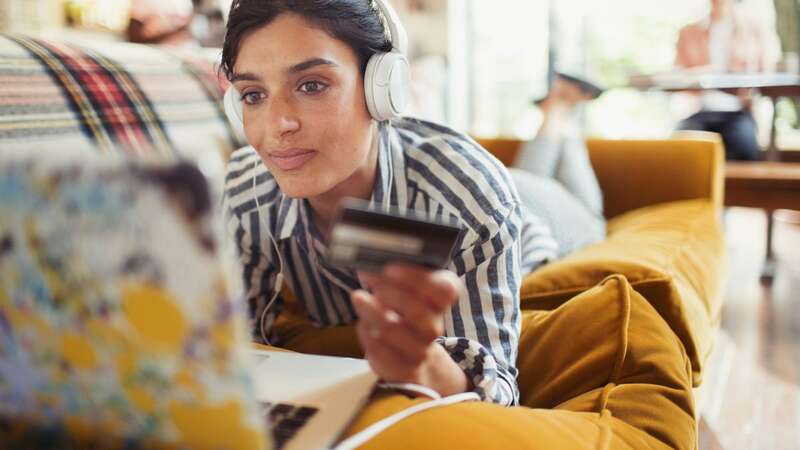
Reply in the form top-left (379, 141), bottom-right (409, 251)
top-left (127, 0), bottom-right (199, 47)
top-left (511, 72), bottom-right (607, 258)
top-left (191, 6), bottom-right (227, 48)
top-left (674, 0), bottom-right (781, 161)
top-left (221, 0), bottom-right (559, 405)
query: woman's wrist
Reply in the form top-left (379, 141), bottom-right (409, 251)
top-left (417, 343), bottom-right (469, 397)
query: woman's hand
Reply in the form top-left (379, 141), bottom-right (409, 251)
top-left (352, 265), bottom-right (469, 397)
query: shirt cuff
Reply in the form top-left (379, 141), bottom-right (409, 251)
top-left (436, 336), bottom-right (518, 406)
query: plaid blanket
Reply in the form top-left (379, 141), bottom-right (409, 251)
top-left (0, 35), bottom-right (242, 158)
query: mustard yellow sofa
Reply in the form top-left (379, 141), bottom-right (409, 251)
top-left (276, 136), bottom-right (726, 450)
top-left (479, 136), bottom-right (725, 387)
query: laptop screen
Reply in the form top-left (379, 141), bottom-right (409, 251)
top-left (0, 154), bottom-right (269, 450)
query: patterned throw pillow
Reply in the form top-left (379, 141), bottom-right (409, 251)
top-left (0, 35), bottom-right (243, 160)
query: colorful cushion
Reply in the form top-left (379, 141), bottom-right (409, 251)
top-left (520, 199), bottom-right (725, 386)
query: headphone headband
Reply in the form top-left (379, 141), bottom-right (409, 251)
top-left (373, 0), bottom-right (408, 55)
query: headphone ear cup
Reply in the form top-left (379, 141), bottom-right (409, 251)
top-left (364, 54), bottom-right (382, 121)
top-left (223, 86), bottom-right (246, 141)
top-left (364, 52), bottom-right (410, 122)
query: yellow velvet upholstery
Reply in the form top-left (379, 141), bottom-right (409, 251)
top-left (337, 275), bottom-right (695, 450)
top-left (585, 138), bottom-right (724, 219)
top-left (476, 136), bottom-right (725, 387)
top-left (474, 136), bottom-right (725, 219)
top-left (519, 199), bottom-right (724, 385)
top-left (273, 288), bottom-right (363, 358)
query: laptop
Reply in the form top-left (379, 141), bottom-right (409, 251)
top-left (0, 152), bottom-right (378, 450)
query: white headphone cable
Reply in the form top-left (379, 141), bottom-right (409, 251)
top-left (330, 391), bottom-right (480, 450)
top-left (252, 167), bottom-right (285, 346)
top-left (376, 382), bottom-right (441, 400)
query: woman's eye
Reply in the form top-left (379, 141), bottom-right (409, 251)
top-left (241, 91), bottom-right (265, 105)
top-left (299, 81), bottom-right (328, 94)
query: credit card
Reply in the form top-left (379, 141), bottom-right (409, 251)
top-left (324, 198), bottom-right (463, 273)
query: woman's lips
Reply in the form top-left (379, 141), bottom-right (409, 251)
top-left (269, 148), bottom-right (317, 171)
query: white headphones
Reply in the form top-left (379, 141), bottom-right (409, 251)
top-left (362, 0), bottom-right (411, 121)
top-left (222, 0), bottom-right (410, 139)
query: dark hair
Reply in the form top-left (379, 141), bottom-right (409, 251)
top-left (220, 0), bottom-right (393, 81)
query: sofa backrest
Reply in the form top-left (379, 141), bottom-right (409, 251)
top-left (475, 135), bottom-right (725, 219)
top-left (0, 34), bottom-right (244, 161)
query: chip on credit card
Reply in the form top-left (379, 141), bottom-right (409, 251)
top-left (324, 198), bottom-right (463, 273)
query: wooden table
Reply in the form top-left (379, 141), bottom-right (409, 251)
top-left (725, 161), bottom-right (800, 282)
top-left (630, 73), bottom-right (800, 162)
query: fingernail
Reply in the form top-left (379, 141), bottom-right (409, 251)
top-left (432, 271), bottom-right (456, 287)
top-left (369, 327), bottom-right (381, 338)
top-left (385, 310), bottom-right (401, 324)
top-left (352, 290), bottom-right (368, 304)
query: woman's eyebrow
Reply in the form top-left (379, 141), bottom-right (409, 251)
top-left (230, 58), bottom-right (337, 83)
top-left (230, 72), bottom-right (262, 83)
top-left (287, 57), bottom-right (338, 74)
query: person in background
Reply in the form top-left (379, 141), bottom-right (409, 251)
top-left (511, 72), bottom-right (607, 258)
top-left (674, 0), bottom-right (781, 161)
top-left (127, 0), bottom-right (199, 47)
top-left (192, 6), bottom-right (226, 48)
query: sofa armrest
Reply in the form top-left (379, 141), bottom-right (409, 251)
top-left (474, 134), bottom-right (724, 220)
top-left (587, 133), bottom-right (724, 219)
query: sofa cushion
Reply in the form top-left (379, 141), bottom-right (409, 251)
top-left (520, 198), bottom-right (724, 386)
top-left (341, 275), bottom-right (695, 450)
top-left (0, 34), bottom-right (242, 160)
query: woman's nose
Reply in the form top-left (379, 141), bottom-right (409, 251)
top-left (267, 97), bottom-right (300, 138)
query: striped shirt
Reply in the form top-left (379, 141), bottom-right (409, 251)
top-left (223, 118), bottom-right (558, 405)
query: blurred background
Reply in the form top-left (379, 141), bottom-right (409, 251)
top-left (3, 0), bottom-right (797, 147)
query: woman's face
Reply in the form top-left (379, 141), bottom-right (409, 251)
top-left (231, 13), bottom-right (376, 200)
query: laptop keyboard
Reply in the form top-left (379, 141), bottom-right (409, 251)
top-left (261, 402), bottom-right (320, 450)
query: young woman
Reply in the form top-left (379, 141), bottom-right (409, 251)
top-left (220, 0), bottom-right (558, 405)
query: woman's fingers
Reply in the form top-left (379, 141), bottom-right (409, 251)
top-left (357, 325), bottom-right (420, 381)
top-left (352, 290), bottom-right (432, 367)
top-left (364, 281), bottom-right (443, 342)
top-left (383, 265), bottom-right (462, 312)
top-left (358, 266), bottom-right (461, 313)
top-left (351, 266), bottom-right (461, 385)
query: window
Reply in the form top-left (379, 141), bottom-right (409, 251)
top-left (458, 0), bottom-right (550, 138)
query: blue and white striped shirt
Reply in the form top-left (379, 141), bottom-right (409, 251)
top-left (223, 118), bottom-right (557, 405)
